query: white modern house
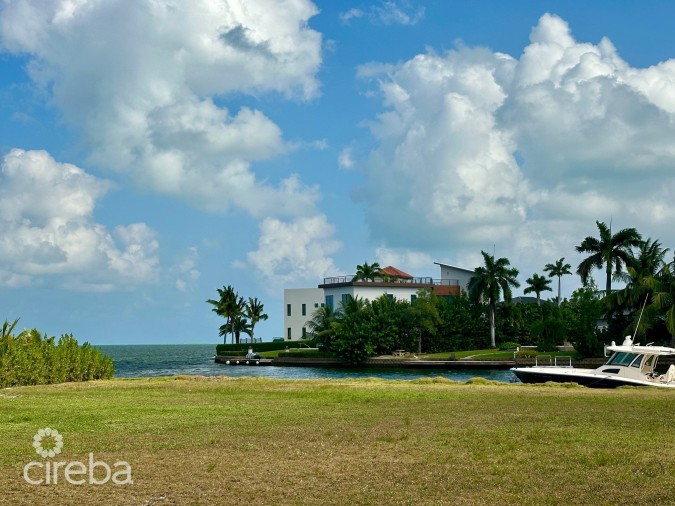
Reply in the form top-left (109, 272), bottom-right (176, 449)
top-left (283, 263), bottom-right (475, 341)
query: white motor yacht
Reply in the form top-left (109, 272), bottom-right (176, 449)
top-left (511, 336), bottom-right (675, 388)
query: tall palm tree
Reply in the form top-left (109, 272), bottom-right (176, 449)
top-left (544, 258), bottom-right (572, 305)
top-left (648, 261), bottom-right (675, 346)
top-left (468, 251), bottom-right (520, 348)
top-left (576, 220), bottom-right (642, 297)
top-left (608, 239), bottom-right (669, 338)
top-left (227, 314), bottom-right (252, 345)
top-left (353, 261), bottom-right (381, 282)
top-left (524, 273), bottom-right (553, 306)
top-left (206, 285), bottom-right (245, 344)
top-left (245, 297), bottom-right (268, 344)
top-left (611, 239), bottom-right (668, 309)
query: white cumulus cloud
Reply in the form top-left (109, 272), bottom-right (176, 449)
top-left (356, 13), bottom-right (675, 279)
top-left (0, 149), bottom-right (159, 290)
top-left (0, 0), bottom-right (323, 217)
top-left (247, 215), bottom-right (342, 292)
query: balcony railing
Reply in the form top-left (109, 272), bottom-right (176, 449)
top-left (321, 276), bottom-right (459, 286)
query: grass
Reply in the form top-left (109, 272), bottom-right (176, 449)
top-left (1, 377), bottom-right (674, 505)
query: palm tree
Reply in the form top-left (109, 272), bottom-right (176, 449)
top-left (611, 239), bottom-right (668, 309)
top-left (306, 304), bottom-right (337, 345)
top-left (206, 285), bottom-right (245, 344)
top-left (544, 258), bottom-right (572, 305)
top-left (649, 262), bottom-right (675, 346)
top-left (524, 273), bottom-right (553, 306)
top-left (468, 251), bottom-right (520, 348)
top-left (245, 297), bottom-right (268, 344)
top-left (353, 261), bottom-right (381, 282)
top-left (608, 239), bottom-right (669, 337)
top-left (227, 314), bottom-right (252, 345)
top-left (576, 221), bottom-right (642, 297)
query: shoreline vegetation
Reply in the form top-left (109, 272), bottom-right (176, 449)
top-left (0, 319), bottom-right (114, 388)
top-left (1, 376), bottom-right (673, 505)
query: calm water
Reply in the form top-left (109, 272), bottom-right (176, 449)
top-left (96, 344), bottom-right (518, 383)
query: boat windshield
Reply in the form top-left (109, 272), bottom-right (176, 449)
top-left (606, 352), bottom-right (641, 367)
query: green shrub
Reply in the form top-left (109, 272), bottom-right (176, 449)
top-left (216, 341), bottom-right (312, 355)
top-left (0, 321), bottom-right (114, 388)
top-left (275, 350), bottom-right (336, 359)
top-left (514, 349), bottom-right (538, 359)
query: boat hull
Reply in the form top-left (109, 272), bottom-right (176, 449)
top-left (511, 367), bottom-right (675, 388)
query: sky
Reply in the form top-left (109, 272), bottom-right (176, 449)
top-left (2, 0), bottom-right (675, 344)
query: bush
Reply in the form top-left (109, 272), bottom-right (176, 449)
top-left (0, 321), bottom-right (114, 388)
top-left (215, 341), bottom-right (312, 355)
top-left (514, 349), bottom-right (538, 359)
top-left (275, 350), bottom-right (336, 359)
top-left (498, 342), bottom-right (521, 351)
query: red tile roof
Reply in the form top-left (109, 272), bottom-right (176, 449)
top-left (379, 265), bottom-right (413, 279)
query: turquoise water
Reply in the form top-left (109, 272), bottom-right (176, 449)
top-left (96, 344), bottom-right (518, 383)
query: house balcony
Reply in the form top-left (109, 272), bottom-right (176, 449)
top-left (319, 276), bottom-right (460, 289)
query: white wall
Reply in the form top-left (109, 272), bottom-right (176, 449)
top-left (283, 288), bottom-right (324, 341)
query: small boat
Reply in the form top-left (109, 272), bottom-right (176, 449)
top-left (511, 336), bottom-right (675, 388)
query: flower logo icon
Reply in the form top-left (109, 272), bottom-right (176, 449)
top-left (32, 428), bottom-right (63, 458)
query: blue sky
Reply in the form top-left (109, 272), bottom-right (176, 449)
top-left (2, 1), bottom-right (675, 344)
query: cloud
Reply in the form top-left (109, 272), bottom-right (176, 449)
top-left (340, 1), bottom-right (424, 26)
top-left (173, 247), bottom-right (201, 292)
top-left (0, 149), bottom-right (159, 290)
top-left (0, 0), bottom-right (342, 288)
top-left (375, 247), bottom-right (434, 271)
top-left (355, 13), bottom-right (675, 278)
top-left (338, 146), bottom-right (355, 169)
top-left (247, 215), bottom-right (342, 292)
top-left (0, 0), bottom-right (323, 217)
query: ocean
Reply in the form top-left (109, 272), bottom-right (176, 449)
top-left (96, 344), bottom-right (517, 383)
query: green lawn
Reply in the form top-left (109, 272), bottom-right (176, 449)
top-left (1, 377), bottom-right (673, 505)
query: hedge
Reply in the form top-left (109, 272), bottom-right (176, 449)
top-left (216, 340), bottom-right (314, 355)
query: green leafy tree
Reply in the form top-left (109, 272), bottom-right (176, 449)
top-left (468, 251), bottom-right (520, 348)
top-left (408, 288), bottom-right (440, 353)
top-left (544, 258), bottom-right (572, 305)
top-left (565, 287), bottom-right (606, 358)
top-left (575, 221), bottom-right (642, 296)
top-left (207, 285), bottom-right (247, 344)
top-left (353, 261), bottom-right (381, 282)
top-left (524, 273), bottom-right (553, 306)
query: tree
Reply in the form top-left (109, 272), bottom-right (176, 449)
top-left (575, 221), bottom-right (642, 296)
top-left (607, 239), bottom-right (669, 338)
top-left (647, 262), bottom-right (675, 346)
top-left (524, 273), bottom-right (553, 306)
top-left (353, 261), bottom-right (381, 282)
top-left (228, 314), bottom-right (252, 345)
top-left (408, 288), bottom-right (441, 354)
top-left (306, 304), bottom-right (338, 348)
top-left (206, 285), bottom-right (245, 344)
top-left (544, 258), bottom-right (572, 305)
top-left (468, 251), bottom-right (520, 348)
top-left (245, 297), bottom-right (268, 344)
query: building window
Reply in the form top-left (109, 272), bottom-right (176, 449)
top-left (386, 294), bottom-right (394, 301)
top-left (341, 294), bottom-right (351, 305)
top-left (314, 303), bottom-right (319, 308)
top-left (287, 304), bottom-right (291, 316)
top-left (302, 303), bottom-right (306, 316)
top-left (302, 327), bottom-right (307, 338)
top-left (287, 328), bottom-right (292, 340)
top-left (411, 294), bottom-right (417, 303)
top-left (325, 295), bottom-right (334, 310)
